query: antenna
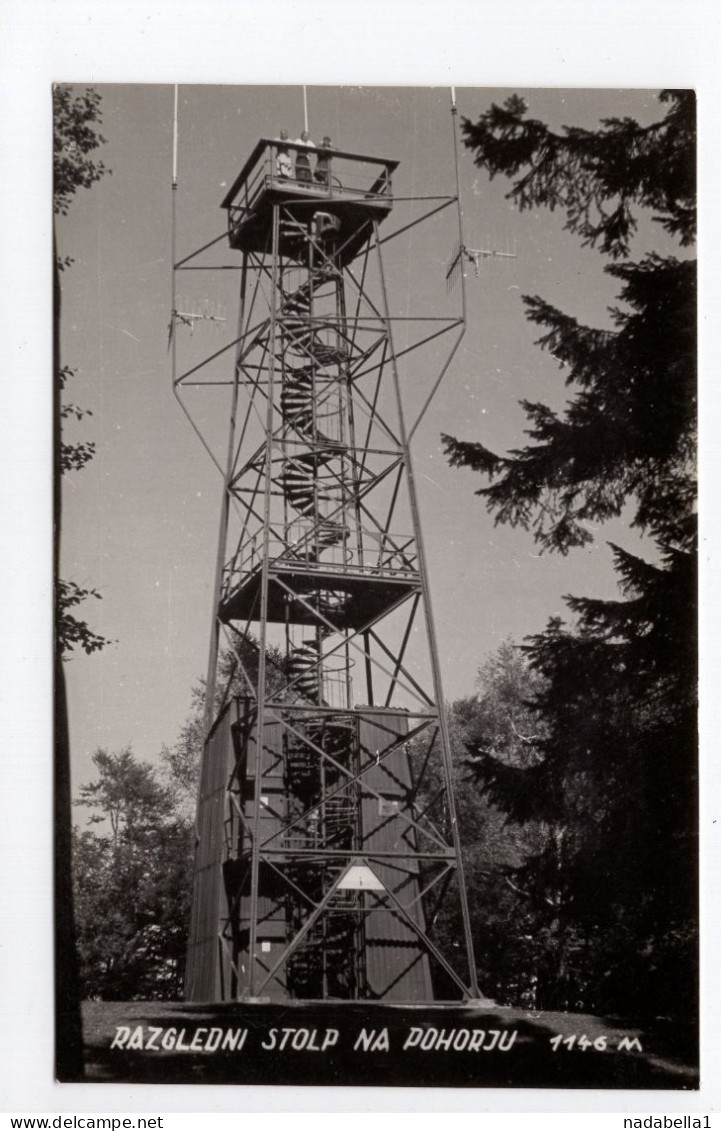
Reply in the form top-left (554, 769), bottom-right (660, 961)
top-left (168, 296), bottom-right (227, 345)
top-left (443, 90), bottom-right (518, 289)
top-left (446, 240), bottom-right (518, 288)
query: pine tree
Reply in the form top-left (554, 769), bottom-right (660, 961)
top-left (444, 91), bottom-right (697, 1019)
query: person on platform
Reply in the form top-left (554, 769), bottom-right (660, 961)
top-left (275, 129), bottom-right (292, 179)
top-left (294, 130), bottom-right (314, 183)
top-left (314, 136), bottom-right (334, 186)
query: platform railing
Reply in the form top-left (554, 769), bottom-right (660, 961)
top-left (318, 662), bottom-right (353, 711)
top-left (222, 139), bottom-right (396, 236)
top-left (222, 523), bottom-right (418, 598)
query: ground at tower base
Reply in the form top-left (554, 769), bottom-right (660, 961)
top-left (75, 1000), bottom-right (698, 1089)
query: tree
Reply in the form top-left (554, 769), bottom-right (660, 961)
top-left (54, 86), bottom-right (109, 219)
top-left (444, 91), bottom-right (696, 1019)
top-left (162, 635), bottom-right (291, 818)
top-left (406, 642), bottom-right (550, 1004)
top-left (70, 634), bottom-right (292, 1000)
top-left (73, 748), bottom-right (194, 1000)
top-left (54, 84), bottom-right (111, 1074)
top-left (451, 645), bottom-right (555, 1007)
top-left (54, 84), bottom-right (111, 656)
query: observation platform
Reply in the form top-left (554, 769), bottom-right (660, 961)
top-left (219, 540), bottom-right (420, 631)
top-left (221, 138), bottom-right (398, 265)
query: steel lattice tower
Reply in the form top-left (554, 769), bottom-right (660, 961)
top-left (179, 133), bottom-right (481, 1003)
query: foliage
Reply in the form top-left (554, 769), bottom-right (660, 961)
top-left (453, 646), bottom-right (550, 1005)
top-left (58, 364), bottom-right (95, 472)
top-left (447, 90), bottom-right (695, 556)
top-left (54, 84), bottom-right (111, 656)
top-left (160, 682), bottom-right (206, 818)
top-left (444, 91), bottom-right (697, 1020)
top-left (73, 636), bottom-right (290, 998)
top-left (459, 90), bottom-right (694, 258)
top-left (162, 636), bottom-right (290, 817)
top-left (57, 579), bottom-right (108, 656)
top-left (409, 642), bottom-right (548, 1003)
top-left (73, 748), bottom-right (194, 1000)
top-left (53, 85), bottom-right (109, 218)
top-left (444, 254), bottom-right (695, 556)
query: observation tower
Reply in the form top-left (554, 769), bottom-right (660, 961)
top-left (178, 131), bottom-right (481, 1003)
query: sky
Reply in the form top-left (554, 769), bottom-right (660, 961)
top-left (57, 84), bottom-right (684, 793)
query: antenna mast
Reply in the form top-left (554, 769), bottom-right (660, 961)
top-left (406, 87), bottom-right (469, 442)
top-left (170, 85), bottom-right (178, 407)
top-left (445, 87), bottom-right (517, 289)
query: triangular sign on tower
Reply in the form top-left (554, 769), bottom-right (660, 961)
top-left (338, 862), bottom-right (385, 891)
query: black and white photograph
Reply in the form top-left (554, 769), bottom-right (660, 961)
top-left (51, 83), bottom-right (699, 1090)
